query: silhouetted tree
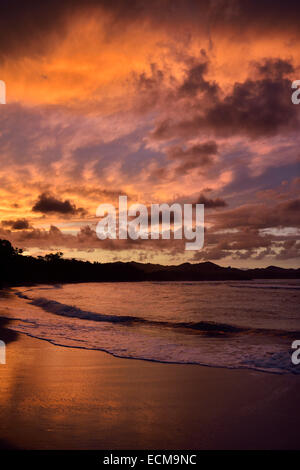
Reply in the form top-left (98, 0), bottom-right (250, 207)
top-left (0, 239), bottom-right (22, 259)
top-left (0, 238), bottom-right (299, 286)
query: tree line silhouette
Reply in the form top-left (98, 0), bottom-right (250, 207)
top-left (0, 238), bottom-right (299, 286)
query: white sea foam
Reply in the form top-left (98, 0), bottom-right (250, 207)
top-left (1, 280), bottom-right (300, 374)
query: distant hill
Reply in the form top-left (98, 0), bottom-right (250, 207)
top-left (0, 239), bottom-right (299, 286)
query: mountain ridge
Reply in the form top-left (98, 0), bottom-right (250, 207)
top-left (1, 239), bottom-right (299, 285)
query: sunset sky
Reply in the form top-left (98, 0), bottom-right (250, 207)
top-left (0, 0), bottom-right (299, 267)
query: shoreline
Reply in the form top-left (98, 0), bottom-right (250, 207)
top-left (0, 330), bottom-right (300, 450)
top-left (2, 275), bottom-right (300, 286)
top-left (1, 281), bottom-right (300, 377)
top-left (3, 326), bottom-right (299, 377)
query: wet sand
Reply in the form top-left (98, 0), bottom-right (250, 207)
top-left (0, 328), bottom-right (299, 450)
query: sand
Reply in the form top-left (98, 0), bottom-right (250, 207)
top-left (0, 326), bottom-right (299, 450)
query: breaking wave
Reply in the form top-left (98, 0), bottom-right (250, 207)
top-left (15, 292), bottom-right (300, 340)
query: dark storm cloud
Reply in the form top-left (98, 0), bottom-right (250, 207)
top-left (2, 1), bottom-right (300, 60)
top-left (32, 193), bottom-right (86, 216)
top-left (0, 0), bottom-right (142, 59)
top-left (167, 141), bottom-right (218, 162)
top-left (221, 0), bottom-right (300, 34)
top-left (165, 141), bottom-right (218, 176)
top-left (254, 58), bottom-right (295, 79)
top-left (137, 65), bottom-right (164, 91)
top-left (196, 194), bottom-right (227, 209)
top-left (178, 61), bottom-right (219, 99)
top-left (1, 218), bottom-right (30, 230)
top-left (152, 57), bottom-right (299, 141)
top-left (133, 64), bottom-right (170, 113)
top-left (205, 76), bottom-right (297, 138)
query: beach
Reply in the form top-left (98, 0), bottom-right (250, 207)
top-left (1, 0), bottom-right (300, 455)
top-left (0, 326), bottom-right (299, 450)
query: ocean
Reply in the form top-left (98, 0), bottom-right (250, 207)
top-left (1, 280), bottom-right (300, 375)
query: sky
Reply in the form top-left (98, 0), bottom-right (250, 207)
top-left (0, 0), bottom-right (299, 268)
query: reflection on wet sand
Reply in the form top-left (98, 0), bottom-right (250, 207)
top-left (0, 333), bottom-right (300, 449)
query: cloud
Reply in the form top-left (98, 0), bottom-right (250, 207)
top-left (0, 211), bottom-right (299, 263)
top-left (196, 193), bottom-right (227, 209)
top-left (164, 141), bottom-right (218, 177)
top-left (32, 193), bottom-right (86, 216)
top-left (0, 223), bottom-right (188, 255)
top-left (178, 60), bottom-right (219, 99)
top-left (1, 218), bottom-right (31, 230)
top-left (191, 227), bottom-right (286, 262)
top-left (254, 58), bottom-right (295, 79)
top-left (276, 239), bottom-right (300, 260)
top-left (167, 141), bottom-right (217, 162)
top-left (2, 1), bottom-right (300, 61)
top-left (151, 58), bottom-right (299, 141)
top-left (0, 0), bottom-right (149, 60)
top-left (212, 198), bottom-right (300, 231)
top-left (0, 2), bottom-right (300, 267)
